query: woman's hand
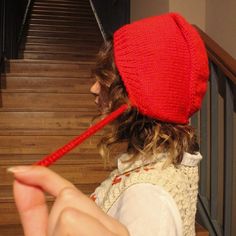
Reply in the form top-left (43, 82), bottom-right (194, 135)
top-left (8, 165), bottom-right (130, 236)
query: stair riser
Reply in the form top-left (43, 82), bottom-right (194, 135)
top-left (29, 18), bottom-right (97, 26)
top-left (28, 24), bottom-right (98, 32)
top-left (23, 38), bottom-right (102, 46)
top-left (34, 0), bottom-right (91, 5)
top-left (35, 0), bottom-right (90, 4)
top-left (2, 93), bottom-right (96, 109)
top-left (33, 3), bottom-right (91, 11)
top-left (2, 76), bottom-right (93, 90)
top-left (34, 2), bottom-right (91, 8)
top-left (0, 112), bottom-right (95, 130)
top-left (31, 9), bottom-right (94, 16)
top-left (31, 13), bottom-right (95, 21)
top-left (0, 153), bottom-right (107, 165)
top-left (27, 30), bottom-right (100, 38)
top-left (7, 61), bottom-right (95, 73)
top-left (33, 2), bottom-right (91, 7)
top-left (0, 135), bottom-right (99, 155)
top-left (21, 44), bottom-right (99, 52)
top-left (20, 52), bottom-right (96, 61)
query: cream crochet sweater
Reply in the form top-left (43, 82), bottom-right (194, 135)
top-left (90, 152), bottom-right (202, 236)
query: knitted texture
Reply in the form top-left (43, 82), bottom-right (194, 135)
top-left (90, 154), bottom-right (200, 236)
top-left (114, 12), bottom-right (209, 124)
top-left (35, 104), bottom-right (128, 166)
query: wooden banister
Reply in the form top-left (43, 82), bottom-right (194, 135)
top-left (194, 25), bottom-right (236, 84)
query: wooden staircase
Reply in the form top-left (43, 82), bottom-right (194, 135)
top-left (0, 0), bottom-right (109, 235)
top-left (0, 0), bottom-right (209, 235)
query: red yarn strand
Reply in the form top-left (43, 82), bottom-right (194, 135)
top-left (34, 104), bottom-right (128, 167)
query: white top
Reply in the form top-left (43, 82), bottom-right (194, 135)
top-left (106, 152), bottom-right (202, 236)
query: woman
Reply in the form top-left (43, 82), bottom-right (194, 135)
top-left (7, 12), bottom-right (209, 236)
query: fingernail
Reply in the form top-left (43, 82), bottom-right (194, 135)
top-left (7, 166), bottom-right (32, 174)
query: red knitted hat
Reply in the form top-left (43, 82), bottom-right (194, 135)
top-left (114, 12), bottom-right (209, 124)
top-left (35, 12), bottom-right (209, 166)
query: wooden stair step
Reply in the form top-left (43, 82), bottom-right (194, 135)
top-left (21, 43), bottom-right (99, 52)
top-left (1, 75), bottom-right (93, 90)
top-left (29, 18), bottom-right (96, 25)
top-left (28, 24), bottom-right (99, 32)
top-left (0, 87), bottom-right (92, 94)
top-left (6, 59), bottom-right (95, 73)
top-left (32, 5), bottom-right (94, 13)
top-left (27, 29), bottom-right (100, 37)
top-left (34, 0), bottom-right (91, 6)
top-left (29, 18), bottom-right (97, 27)
top-left (31, 13), bottom-right (95, 21)
top-left (0, 153), bottom-right (110, 166)
top-left (0, 129), bottom-right (106, 136)
top-left (31, 8), bottom-right (94, 16)
top-left (1, 91), bottom-right (96, 109)
top-left (0, 111), bottom-right (96, 130)
top-left (0, 135), bottom-right (100, 154)
top-left (4, 71), bottom-right (90, 77)
top-left (35, 0), bottom-right (90, 3)
top-left (24, 35), bottom-right (102, 44)
top-left (19, 52), bottom-right (96, 61)
top-left (196, 223), bottom-right (209, 236)
top-left (32, 1), bottom-right (92, 12)
top-left (33, 2), bottom-right (91, 10)
top-left (0, 224), bottom-right (24, 236)
top-left (0, 107), bottom-right (100, 112)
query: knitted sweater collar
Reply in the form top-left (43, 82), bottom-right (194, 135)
top-left (117, 152), bottom-right (202, 173)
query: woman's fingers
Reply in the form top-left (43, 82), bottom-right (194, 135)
top-left (10, 165), bottom-right (75, 236)
top-left (52, 207), bottom-right (115, 236)
top-left (13, 180), bottom-right (48, 236)
top-left (9, 165), bottom-right (76, 197)
top-left (9, 165), bottom-right (129, 236)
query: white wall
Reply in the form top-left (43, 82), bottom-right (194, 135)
top-left (169, 0), bottom-right (206, 31)
top-left (206, 0), bottom-right (236, 58)
top-left (131, 0), bottom-right (169, 22)
top-left (130, 0), bottom-right (236, 58)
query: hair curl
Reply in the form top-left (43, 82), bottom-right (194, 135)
top-left (91, 38), bottom-right (199, 168)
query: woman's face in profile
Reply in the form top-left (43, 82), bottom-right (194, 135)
top-left (90, 81), bottom-right (109, 112)
top-left (90, 81), bottom-right (101, 106)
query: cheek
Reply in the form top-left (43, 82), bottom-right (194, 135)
top-left (98, 89), bottom-right (110, 109)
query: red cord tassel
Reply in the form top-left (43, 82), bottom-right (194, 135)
top-left (34, 104), bottom-right (128, 166)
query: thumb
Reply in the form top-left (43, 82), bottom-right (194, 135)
top-left (13, 179), bottom-right (48, 236)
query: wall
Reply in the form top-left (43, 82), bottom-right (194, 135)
top-left (169, 0), bottom-right (206, 30)
top-left (130, 0), bottom-right (236, 59)
top-left (206, 0), bottom-right (236, 58)
top-left (130, 0), bottom-right (205, 30)
top-left (131, 0), bottom-right (169, 22)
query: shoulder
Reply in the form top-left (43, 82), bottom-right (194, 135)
top-left (108, 183), bottom-right (183, 236)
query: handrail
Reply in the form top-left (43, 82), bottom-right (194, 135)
top-left (191, 25), bottom-right (236, 236)
top-left (194, 25), bottom-right (236, 84)
top-left (0, 0), bottom-right (6, 74)
top-left (17, 0), bottom-right (34, 50)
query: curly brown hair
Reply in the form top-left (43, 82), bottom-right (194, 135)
top-left (91, 38), bottom-right (199, 168)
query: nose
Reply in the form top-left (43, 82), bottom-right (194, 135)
top-left (90, 81), bottom-right (101, 95)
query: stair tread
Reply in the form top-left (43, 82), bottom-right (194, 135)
top-left (27, 29), bottom-right (99, 35)
top-left (31, 8), bottom-right (93, 15)
top-left (29, 18), bottom-right (97, 26)
top-left (8, 59), bottom-right (95, 64)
